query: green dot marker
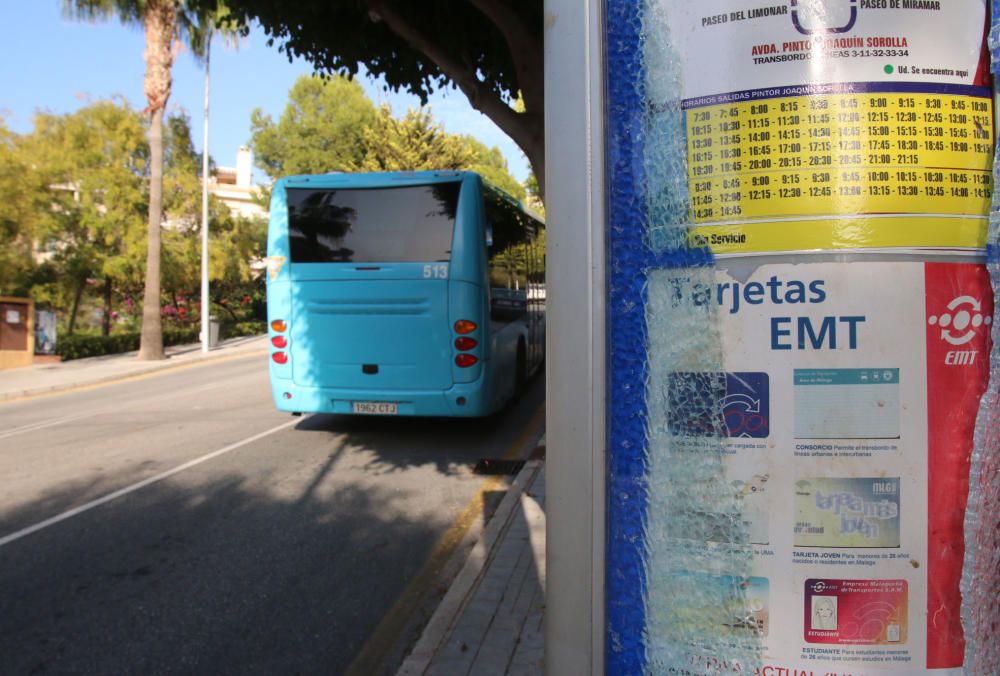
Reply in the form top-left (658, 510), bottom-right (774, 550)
top-left (884, 64), bottom-right (894, 74)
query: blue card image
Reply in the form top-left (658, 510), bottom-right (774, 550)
top-left (667, 371), bottom-right (770, 439)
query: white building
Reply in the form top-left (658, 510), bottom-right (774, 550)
top-left (210, 147), bottom-right (266, 220)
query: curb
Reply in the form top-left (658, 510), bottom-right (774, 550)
top-left (0, 343), bottom-right (267, 403)
top-left (397, 456), bottom-right (545, 676)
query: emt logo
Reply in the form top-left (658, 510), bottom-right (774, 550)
top-left (928, 295), bottom-right (991, 346)
top-left (928, 295), bottom-right (992, 366)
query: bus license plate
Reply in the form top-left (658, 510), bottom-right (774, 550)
top-left (352, 401), bottom-right (398, 415)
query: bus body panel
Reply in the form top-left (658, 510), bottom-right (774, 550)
top-left (266, 187), bottom-right (293, 385)
top-left (489, 321), bottom-right (528, 408)
top-left (449, 174), bottom-right (489, 285)
top-left (289, 276), bottom-right (452, 390)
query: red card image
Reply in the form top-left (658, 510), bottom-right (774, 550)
top-left (804, 578), bottom-right (908, 645)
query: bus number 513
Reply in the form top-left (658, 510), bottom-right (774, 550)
top-left (423, 264), bottom-right (449, 279)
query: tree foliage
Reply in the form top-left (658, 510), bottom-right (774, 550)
top-left (24, 102), bottom-right (149, 333)
top-left (250, 75), bottom-right (376, 177)
top-left (0, 121), bottom-right (51, 296)
top-left (1, 100), bottom-right (265, 339)
top-left (358, 106), bottom-right (471, 171)
top-left (193, 0), bottom-right (546, 195)
top-left (462, 135), bottom-right (525, 203)
top-left (251, 75), bottom-right (526, 201)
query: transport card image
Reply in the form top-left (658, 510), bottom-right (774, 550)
top-left (794, 368), bottom-right (900, 439)
top-left (667, 371), bottom-right (770, 438)
top-left (804, 578), bottom-right (908, 645)
top-left (667, 573), bottom-right (770, 637)
top-left (794, 477), bottom-right (901, 548)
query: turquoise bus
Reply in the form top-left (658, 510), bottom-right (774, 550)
top-left (265, 171), bottom-right (545, 417)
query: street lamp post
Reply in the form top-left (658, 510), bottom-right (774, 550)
top-left (200, 31), bottom-right (211, 353)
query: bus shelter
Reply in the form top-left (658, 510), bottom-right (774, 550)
top-left (544, 1), bottom-right (1000, 673)
top-left (0, 297), bottom-right (34, 370)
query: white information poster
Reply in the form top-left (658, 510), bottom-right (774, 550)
top-left (647, 260), bottom-right (992, 672)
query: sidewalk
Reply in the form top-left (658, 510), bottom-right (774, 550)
top-left (0, 335), bottom-right (267, 402)
top-left (399, 457), bottom-right (547, 676)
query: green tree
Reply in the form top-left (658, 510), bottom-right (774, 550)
top-left (207, 212), bottom-right (267, 322)
top-left (0, 121), bottom-right (50, 296)
top-left (160, 113), bottom-right (211, 309)
top-left (359, 105), bottom-right (474, 173)
top-left (523, 171), bottom-right (544, 217)
top-left (159, 113), bottom-right (266, 324)
top-left (253, 75), bottom-right (525, 203)
top-left (462, 135), bottom-right (525, 203)
top-left (24, 101), bottom-right (149, 335)
top-left (250, 75), bottom-right (377, 180)
top-left (64, 0), bottom-right (230, 358)
top-left (195, 0), bottom-right (545, 196)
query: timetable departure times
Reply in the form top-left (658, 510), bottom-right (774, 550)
top-left (685, 93), bottom-right (993, 223)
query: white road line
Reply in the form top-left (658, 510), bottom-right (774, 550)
top-left (0, 412), bottom-right (93, 441)
top-left (0, 418), bottom-right (301, 548)
top-left (0, 381), bottom-right (235, 441)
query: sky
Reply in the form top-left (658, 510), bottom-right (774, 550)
top-left (0, 1), bottom-right (530, 184)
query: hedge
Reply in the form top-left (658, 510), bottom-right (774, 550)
top-left (56, 322), bottom-right (264, 361)
top-left (222, 320), bottom-right (266, 339)
top-left (57, 333), bottom-right (142, 361)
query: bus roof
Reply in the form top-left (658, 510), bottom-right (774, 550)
top-left (274, 170), bottom-right (543, 224)
top-left (277, 170), bottom-right (475, 188)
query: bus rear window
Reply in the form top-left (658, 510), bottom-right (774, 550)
top-left (286, 183), bottom-right (460, 263)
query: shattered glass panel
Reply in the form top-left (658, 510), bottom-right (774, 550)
top-left (962, 9), bottom-right (1000, 674)
top-left (607, 1), bottom-right (997, 674)
top-left (605, 0), bottom-right (761, 672)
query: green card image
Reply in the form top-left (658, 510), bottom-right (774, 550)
top-left (794, 477), bottom-right (900, 548)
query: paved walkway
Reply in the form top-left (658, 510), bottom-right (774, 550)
top-left (399, 460), bottom-right (546, 676)
top-left (0, 335), bottom-right (267, 402)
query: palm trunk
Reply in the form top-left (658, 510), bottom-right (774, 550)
top-left (102, 277), bottom-right (113, 336)
top-left (67, 279), bottom-right (85, 336)
top-left (138, 106), bottom-right (166, 359)
top-left (137, 0), bottom-right (176, 360)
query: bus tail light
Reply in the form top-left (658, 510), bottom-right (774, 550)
top-left (455, 354), bottom-right (478, 368)
top-left (271, 336), bottom-right (288, 348)
top-left (271, 319), bottom-right (288, 332)
top-left (272, 351), bottom-right (289, 365)
top-left (454, 337), bottom-right (477, 351)
top-left (454, 320), bottom-right (477, 335)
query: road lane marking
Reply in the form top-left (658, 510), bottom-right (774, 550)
top-left (0, 348), bottom-right (266, 405)
top-left (0, 412), bottom-right (94, 441)
top-left (344, 403), bottom-right (546, 676)
top-left (0, 380), bottom-right (239, 441)
top-left (0, 418), bottom-right (300, 548)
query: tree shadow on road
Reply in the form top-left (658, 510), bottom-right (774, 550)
top-left (0, 378), bottom-right (545, 676)
top-left (1, 467), bottom-right (444, 675)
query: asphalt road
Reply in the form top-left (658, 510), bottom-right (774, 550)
top-left (0, 355), bottom-right (545, 675)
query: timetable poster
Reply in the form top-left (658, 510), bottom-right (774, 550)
top-left (649, 261), bottom-right (992, 672)
top-left (659, 0), bottom-right (992, 254)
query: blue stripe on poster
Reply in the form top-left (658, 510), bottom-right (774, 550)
top-left (604, 0), bottom-right (718, 671)
top-left (605, 0), bottom-right (651, 671)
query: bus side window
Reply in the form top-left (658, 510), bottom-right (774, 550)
top-left (486, 191), bottom-right (529, 321)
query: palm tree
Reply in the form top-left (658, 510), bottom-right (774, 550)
top-left (63, 1), bottom-right (226, 359)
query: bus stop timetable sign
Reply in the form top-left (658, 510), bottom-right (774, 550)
top-left (604, 1), bottom-right (1000, 674)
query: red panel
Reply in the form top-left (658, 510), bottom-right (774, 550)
top-left (924, 262), bottom-right (993, 668)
